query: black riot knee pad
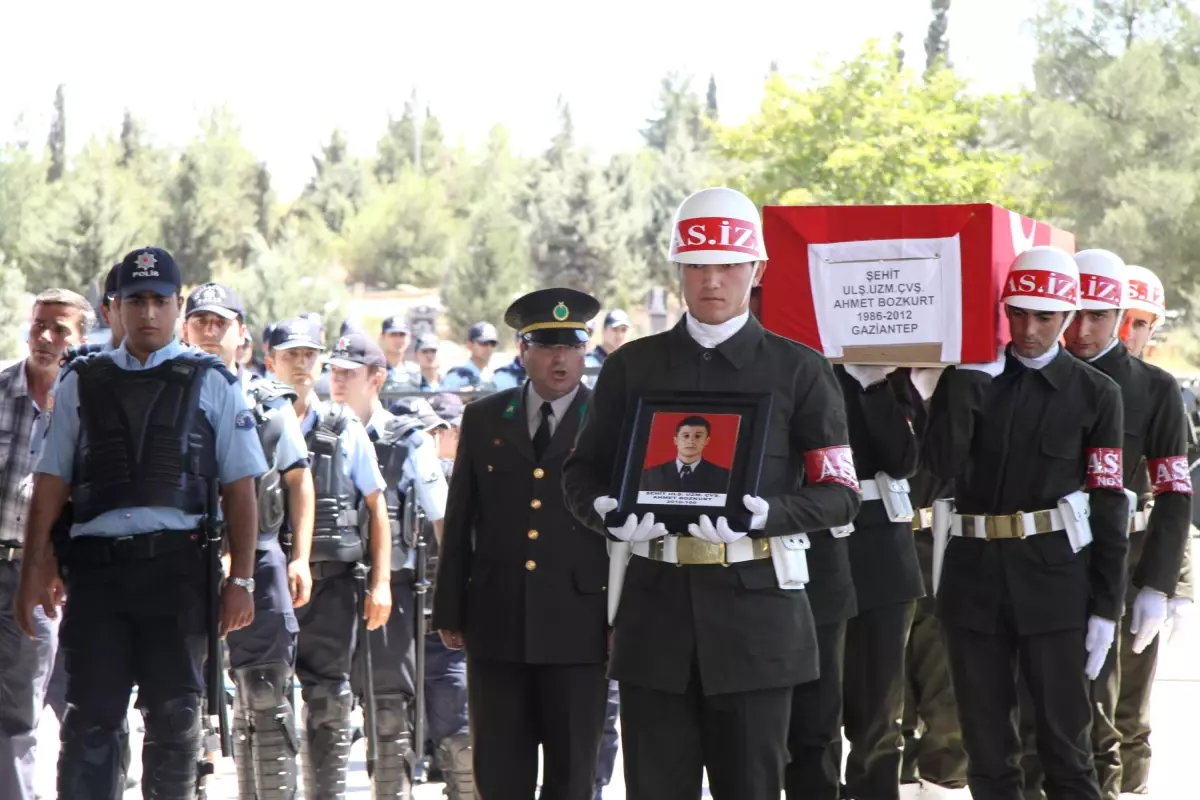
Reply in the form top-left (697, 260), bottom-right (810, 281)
top-left (58, 709), bottom-right (132, 800)
top-left (235, 664), bottom-right (291, 712)
top-left (142, 694), bottom-right (204, 742)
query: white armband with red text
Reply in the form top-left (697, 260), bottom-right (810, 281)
top-left (1086, 447), bottom-right (1123, 491)
top-left (804, 446), bottom-right (859, 491)
top-left (1148, 455), bottom-right (1194, 495)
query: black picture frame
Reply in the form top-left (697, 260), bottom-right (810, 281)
top-left (605, 390), bottom-right (774, 535)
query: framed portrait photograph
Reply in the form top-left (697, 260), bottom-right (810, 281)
top-left (605, 391), bottom-right (773, 534)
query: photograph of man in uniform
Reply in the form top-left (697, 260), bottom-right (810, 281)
top-left (639, 414), bottom-right (736, 502)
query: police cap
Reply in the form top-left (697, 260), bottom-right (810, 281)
top-left (269, 317), bottom-right (324, 351)
top-left (381, 315), bottom-right (410, 335)
top-left (117, 246), bottom-right (182, 298)
top-left (327, 332), bottom-right (386, 369)
top-left (604, 309), bottom-right (631, 329)
top-left (467, 321), bottom-right (499, 345)
top-left (504, 288), bottom-right (600, 346)
top-left (186, 282), bottom-right (244, 320)
top-left (103, 264), bottom-right (120, 302)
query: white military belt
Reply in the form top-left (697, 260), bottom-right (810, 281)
top-left (632, 535), bottom-right (771, 566)
top-left (860, 478), bottom-right (904, 502)
top-left (951, 508), bottom-right (1066, 540)
top-left (1130, 508), bottom-right (1151, 533)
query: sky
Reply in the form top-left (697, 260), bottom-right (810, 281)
top-left (1, 0), bottom-right (1041, 199)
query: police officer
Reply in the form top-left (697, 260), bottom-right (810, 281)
top-left (413, 333), bottom-right (443, 392)
top-left (265, 317), bottom-right (392, 800)
top-left (563, 187), bottom-right (861, 800)
top-left (436, 288), bottom-right (611, 800)
top-left (95, 263), bottom-right (124, 348)
top-left (183, 283), bottom-right (317, 799)
top-left (834, 364), bottom-right (925, 800)
top-left (327, 332), bottom-right (449, 799)
top-left (492, 333), bottom-right (526, 390)
top-left (16, 246), bottom-right (267, 799)
top-left (922, 246), bottom-right (1127, 800)
top-left (422, 393), bottom-right (476, 799)
top-left (584, 309), bottom-right (631, 369)
top-left (899, 368), bottom-right (970, 799)
top-left (381, 316), bottom-right (423, 389)
top-left (440, 322), bottom-right (500, 391)
top-left (1112, 265), bottom-right (1193, 795)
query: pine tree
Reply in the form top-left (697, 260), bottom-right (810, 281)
top-left (118, 110), bottom-right (143, 167)
top-left (253, 162), bottom-right (272, 239)
top-left (705, 74), bottom-right (719, 121)
top-left (46, 85), bottom-right (66, 183)
top-left (924, 0), bottom-right (952, 73)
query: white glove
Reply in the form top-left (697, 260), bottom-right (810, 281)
top-left (909, 367), bottom-right (945, 401)
top-left (843, 364), bottom-right (896, 390)
top-left (1084, 616), bottom-right (1117, 680)
top-left (594, 496), bottom-right (668, 542)
top-left (1130, 587), bottom-right (1170, 654)
top-left (957, 346), bottom-right (1006, 378)
top-left (687, 514), bottom-right (748, 545)
top-left (744, 495), bottom-right (769, 530)
top-left (1165, 596), bottom-right (1193, 644)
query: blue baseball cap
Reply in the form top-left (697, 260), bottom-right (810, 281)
top-left (117, 247), bottom-right (182, 298)
top-left (186, 283), bottom-right (244, 320)
top-left (328, 332), bottom-right (386, 369)
top-left (268, 317), bottom-right (325, 351)
top-left (467, 321), bottom-right (500, 344)
top-left (381, 315), bottom-right (410, 334)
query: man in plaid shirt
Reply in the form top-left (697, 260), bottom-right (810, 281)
top-left (0, 288), bottom-right (93, 800)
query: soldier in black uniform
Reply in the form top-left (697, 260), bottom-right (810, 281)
top-left (182, 283), bottom-right (317, 799)
top-left (434, 288), bottom-right (610, 800)
top-left (265, 318), bottom-right (393, 799)
top-left (16, 247), bottom-right (266, 799)
top-left (563, 187), bottom-right (860, 800)
top-left (899, 368), bottom-right (970, 798)
top-left (834, 364), bottom-right (925, 800)
top-left (923, 246), bottom-right (1128, 800)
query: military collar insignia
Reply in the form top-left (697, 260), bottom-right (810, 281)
top-left (553, 302), bottom-right (569, 322)
top-left (502, 399), bottom-right (519, 419)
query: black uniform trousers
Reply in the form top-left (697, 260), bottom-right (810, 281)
top-left (844, 600), bottom-right (917, 800)
top-left (945, 601), bottom-right (1100, 800)
top-left (58, 540), bottom-right (207, 797)
top-left (902, 532), bottom-right (968, 790)
top-left (621, 656), bottom-right (793, 800)
top-left (785, 620), bottom-right (847, 800)
top-left (1113, 610), bottom-right (1160, 795)
top-left (227, 540), bottom-right (299, 670)
top-left (352, 569), bottom-right (416, 698)
top-left (295, 565), bottom-right (358, 688)
top-left (466, 654), bottom-right (607, 800)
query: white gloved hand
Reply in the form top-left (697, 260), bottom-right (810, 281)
top-left (843, 364), bottom-right (897, 390)
top-left (1130, 587), bottom-right (1170, 654)
top-left (595, 496), bottom-right (669, 542)
top-left (593, 496), bottom-right (618, 519)
top-left (744, 495), bottom-right (769, 530)
top-left (1165, 596), bottom-right (1193, 644)
top-left (1084, 615), bottom-right (1117, 680)
top-left (687, 514), bottom-right (748, 544)
top-left (957, 346), bottom-right (1006, 378)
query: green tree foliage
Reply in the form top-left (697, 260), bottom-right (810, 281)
top-left (0, 259), bottom-right (28, 359)
top-left (375, 91), bottom-right (452, 182)
top-left (1014, 0), bottom-right (1200, 302)
top-left (716, 38), bottom-right (1049, 215)
top-left (0, 138), bottom-right (48, 278)
top-left (297, 128), bottom-right (367, 235)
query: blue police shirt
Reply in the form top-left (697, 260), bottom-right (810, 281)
top-left (440, 360), bottom-right (488, 391)
top-left (35, 338), bottom-right (269, 537)
top-left (367, 408), bottom-right (448, 570)
top-left (387, 362), bottom-right (422, 387)
top-left (299, 403), bottom-right (387, 498)
top-left (492, 361), bottom-right (524, 391)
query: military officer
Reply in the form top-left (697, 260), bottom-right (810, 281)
top-left (922, 246), bottom-right (1127, 800)
top-left (899, 368), bottom-right (970, 799)
top-left (183, 283), bottom-right (317, 799)
top-left (435, 288), bottom-right (610, 800)
top-left (265, 318), bottom-right (392, 800)
top-left (563, 187), bottom-right (861, 800)
top-left (328, 332), bottom-right (450, 799)
top-left (16, 246), bottom-right (268, 799)
top-left (833, 364), bottom-right (925, 800)
top-left (440, 322), bottom-right (500, 391)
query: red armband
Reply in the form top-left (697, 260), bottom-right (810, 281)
top-left (804, 446), bottom-right (859, 491)
top-left (1086, 447), bottom-right (1123, 491)
top-left (1148, 455), bottom-right (1194, 496)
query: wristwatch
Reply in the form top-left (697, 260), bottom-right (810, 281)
top-left (227, 576), bottom-right (256, 594)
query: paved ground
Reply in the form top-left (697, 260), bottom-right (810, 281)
top-left (33, 541), bottom-right (1200, 799)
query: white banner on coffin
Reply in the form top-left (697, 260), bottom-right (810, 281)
top-left (807, 235), bottom-right (964, 363)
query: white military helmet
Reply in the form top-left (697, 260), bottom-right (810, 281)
top-left (1074, 249), bottom-right (1128, 311)
top-left (1000, 246), bottom-right (1081, 312)
top-left (668, 187), bottom-right (768, 265)
top-left (1124, 264), bottom-right (1166, 322)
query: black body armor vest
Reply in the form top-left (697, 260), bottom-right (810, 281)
top-left (367, 413), bottom-right (422, 567)
top-left (306, 404), bottom-right (363, 563)
top-left (246, 379), bottom-right (298, 541)
top-left (70, 351), bottom-right (222, 524)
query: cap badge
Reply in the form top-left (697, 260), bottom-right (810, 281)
top-left (553, 302), bottom-right (569, 321)
top-left (133, 251), bottom-right (159, 277)
top-left (335, 336), bottom-right (351, 351)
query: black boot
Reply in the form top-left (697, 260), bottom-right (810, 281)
top-left (302, 682), bottom-right (354, 800)
top-left (435, 733), bottom-right (477, 800)
top-left (235, 664), bottom-right (299, 800)
top-left (367, 693), bottom-right (414, 799)
top-left (140, 694), bottom-right (204, 800)
top-left (57, 708), bottom-right (130, 800)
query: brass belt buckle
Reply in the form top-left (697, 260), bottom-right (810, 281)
top-left (985, 513), bottom-right (1024, 540)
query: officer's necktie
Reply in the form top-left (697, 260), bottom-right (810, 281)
top-left (680, 464), bottom-right (693, 488)
top-left (532, 402), bottom-right (553, 460)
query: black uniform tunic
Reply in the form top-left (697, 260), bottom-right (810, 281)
top-left (563, 316), bottom-right (859, 800)
top-left (923, 346), bottom-right (1127, 800)
top-left (835, 365), bottom-right (925, 800)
